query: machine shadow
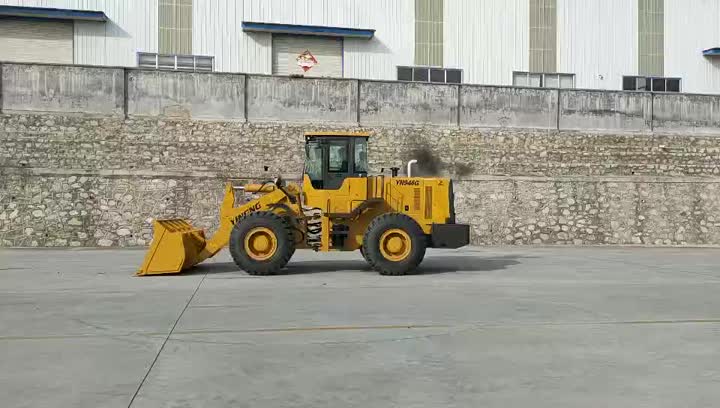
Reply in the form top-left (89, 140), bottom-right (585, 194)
top-left (192, 254), bottom-right (525, 276)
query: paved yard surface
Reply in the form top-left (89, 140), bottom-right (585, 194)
top-left (2, 247), bottom-right (720, 408)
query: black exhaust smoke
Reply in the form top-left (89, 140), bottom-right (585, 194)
top-left (403, 145), bottom-right (475, 178)
top-left (407, 147), bottom-right (443, 176)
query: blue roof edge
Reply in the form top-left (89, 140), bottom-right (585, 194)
top-left (0, 5), bottom-right (107, 22)
top-left (242, 21), bottom-right (375, 39)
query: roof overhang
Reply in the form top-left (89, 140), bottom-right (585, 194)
top-left (242, 21), bottom-right (374, 39)
top-left (703, 47), bottom-right (720, 57)
top-left (0, 5), bottom-right (107, 22)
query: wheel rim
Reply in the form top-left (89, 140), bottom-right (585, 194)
top-left (379, 229), bottom-right (412, 261)
top-left (244, 227), bottom-right (278, 261)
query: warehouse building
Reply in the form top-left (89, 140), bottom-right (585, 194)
top-left (1, 0), bottom-right (720, 94)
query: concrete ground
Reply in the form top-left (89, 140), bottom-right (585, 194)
top-left (1, 247), bottom-right (720, 408)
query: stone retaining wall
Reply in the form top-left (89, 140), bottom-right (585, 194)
top-left (3, 112), bottom-right (720, 247)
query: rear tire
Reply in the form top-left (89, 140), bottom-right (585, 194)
top-left (362, 213), bottom-right (426, 276)
top-left (360, 246), bottom-right (369, 263)
top-left (229, 211), bottom-right (295, 275)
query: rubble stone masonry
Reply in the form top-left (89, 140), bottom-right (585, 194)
top-left (3, 113), bottom-right (720, 247)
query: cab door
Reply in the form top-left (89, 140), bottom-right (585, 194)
top-left (324, 138), bottom-right (350, 190)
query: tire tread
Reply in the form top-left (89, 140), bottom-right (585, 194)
top-left (362, 213), bottom-right (426, 276)
top-left (229, 211), bottom-right (295, 275)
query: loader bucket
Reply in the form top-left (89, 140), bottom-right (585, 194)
top-left (136, 219), bottom-right (208, 276)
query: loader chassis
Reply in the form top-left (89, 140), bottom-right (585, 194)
top-left (137, 132), bottom-right (470, 276)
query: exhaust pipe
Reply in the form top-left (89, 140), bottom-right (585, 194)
top-left (407, 159), bottom-right (418, 177)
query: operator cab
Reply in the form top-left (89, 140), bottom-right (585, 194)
top-left (304, 132), bottom-right (370, 190)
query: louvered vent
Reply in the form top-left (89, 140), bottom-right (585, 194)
top-left (413, 188), bottom-right (421, 211)
top-left (425, 186), bottom-right (433, 219)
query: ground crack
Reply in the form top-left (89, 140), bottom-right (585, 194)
top-left (127, 273), bottom-right (207, 408)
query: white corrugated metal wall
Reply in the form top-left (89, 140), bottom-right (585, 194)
top-left (341, 0), bottom-right (414, 81)
top-left (444, 0), bottom-right (528, 86)
top-left (4, 0), bottom-right (720, 93)
top-left (193, 0), bottom-right (413, 79)
top-left (191, 0), bottom-right (271, 75)
top-left (557, 0), bottom-right (637, 90)
top-left (0, 0), bottom-right (158, 66)
top-left (665, 0), bottom-right (720, 94)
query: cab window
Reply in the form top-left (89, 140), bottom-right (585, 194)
top-left (305, 141), bottom-right (323, 181)
top-left (328, 141), bottom-right (348, 173)
top-left (354, 138), bottom-right (369, 173)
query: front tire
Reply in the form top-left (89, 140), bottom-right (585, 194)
top-left (362, 213), bottom-right (427, 276)
top-left (229, 211), bottom-right (295, 275)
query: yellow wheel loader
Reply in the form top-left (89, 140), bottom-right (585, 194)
top-left (137, 132), bottom-right (469, 276)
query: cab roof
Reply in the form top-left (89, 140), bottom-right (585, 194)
top-left (304, 131), bottom-right (370, 137)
